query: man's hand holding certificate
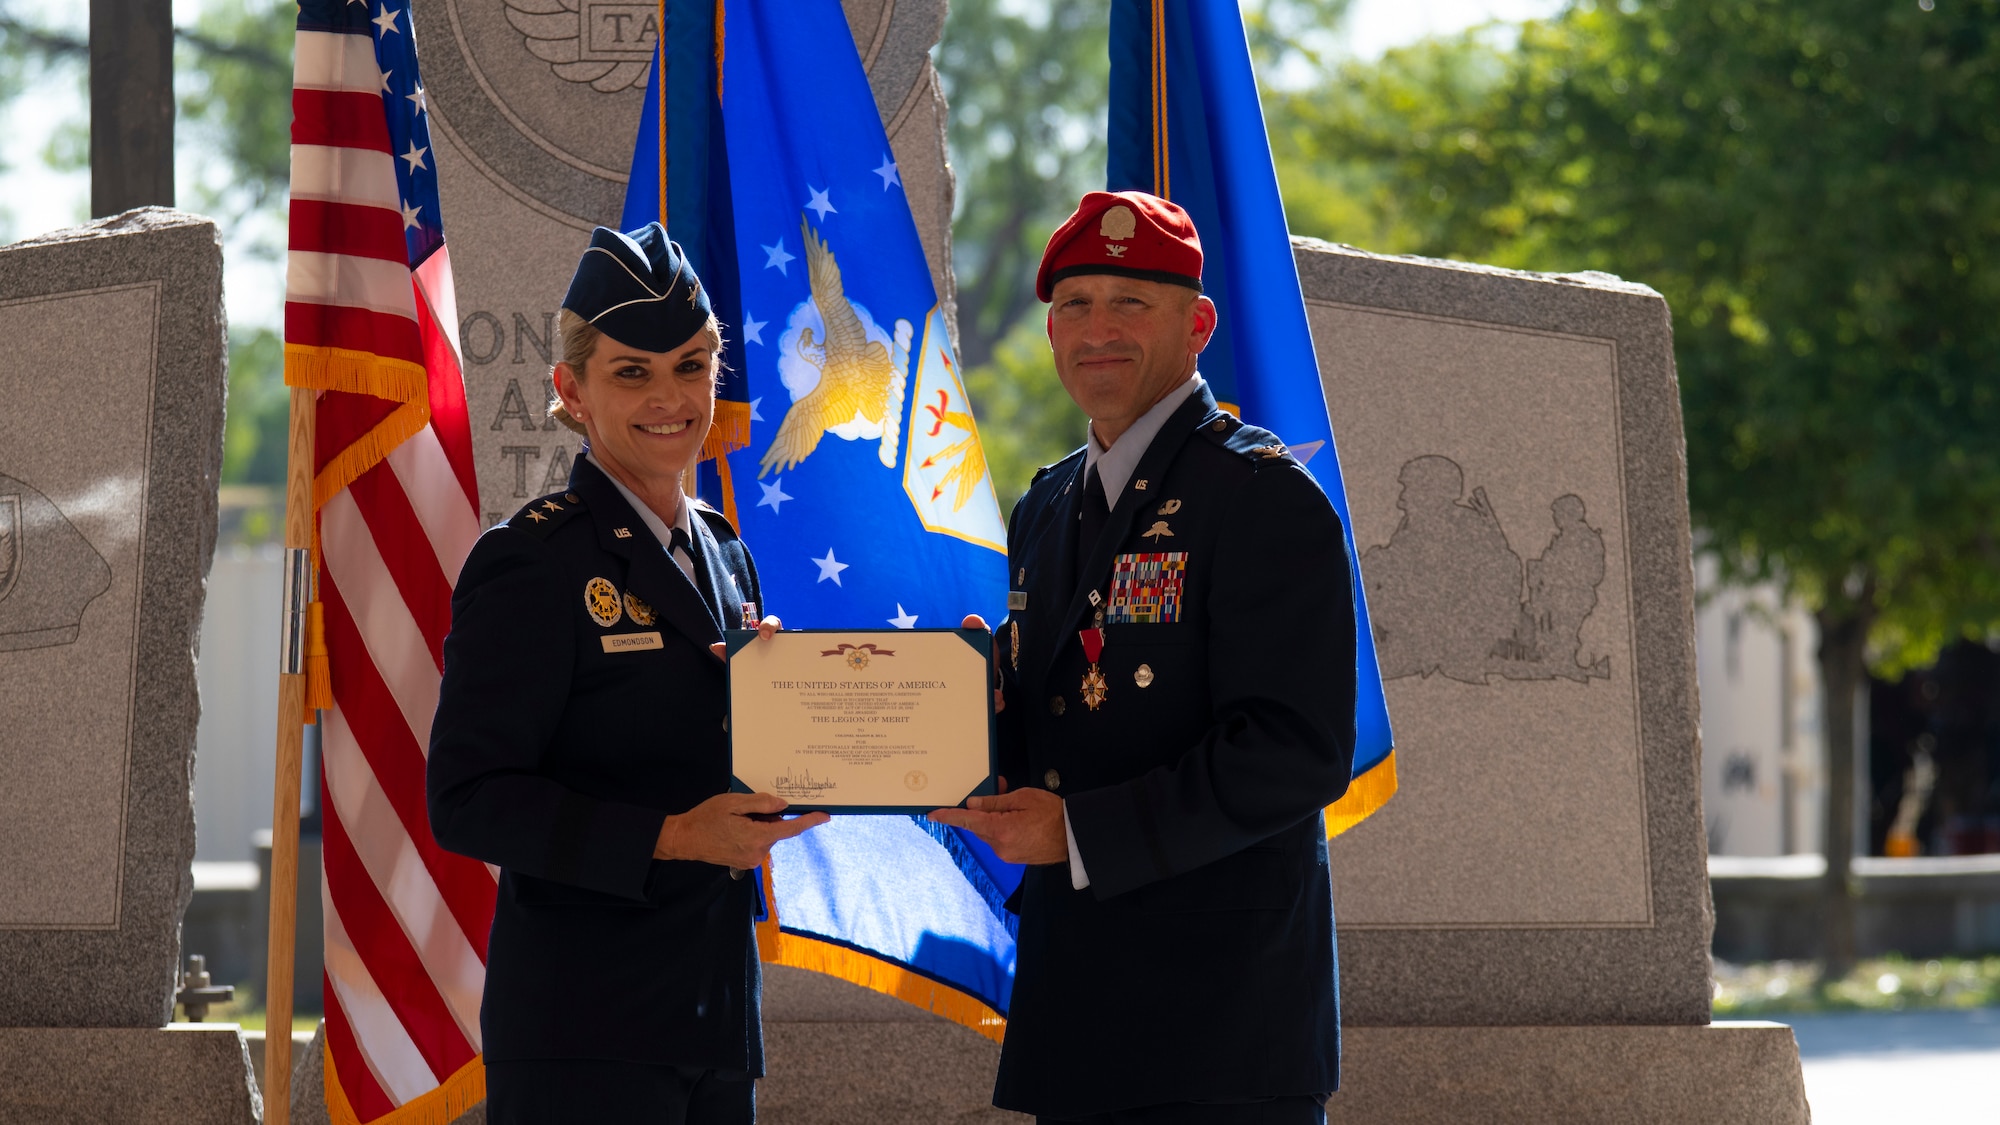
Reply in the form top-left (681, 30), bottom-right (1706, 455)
top-left (725, 627), bottom-right (998, 813)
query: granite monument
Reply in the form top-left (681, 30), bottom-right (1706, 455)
top-left (0, 209), bottom-right (258, 1121)
top-left (1300, 239), bottom-right (1808, 1122)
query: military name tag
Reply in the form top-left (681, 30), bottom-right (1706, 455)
top-left (602, 631), bottom-right (664, 652)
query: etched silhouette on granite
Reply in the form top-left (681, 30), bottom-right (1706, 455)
top-left (1363, 456), bottom-right (1610, 685)
top-left (0, 472), bottom-right (112, 652)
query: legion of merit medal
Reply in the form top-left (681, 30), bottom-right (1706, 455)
top-left (1079, 626), bottom-right (1108, 710)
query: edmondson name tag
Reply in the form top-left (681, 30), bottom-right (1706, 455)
top-left (602, 631), bottom-right (663, 652)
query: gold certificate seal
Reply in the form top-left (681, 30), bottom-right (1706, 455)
top-left (904, 770), bottom-right (928, 792)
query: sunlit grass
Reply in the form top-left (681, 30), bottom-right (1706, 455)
top-left (1714, 956), bottom-right (2000, 1017)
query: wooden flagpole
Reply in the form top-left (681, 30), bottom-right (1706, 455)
top-left (264, 385), bottom-right (315, 1125)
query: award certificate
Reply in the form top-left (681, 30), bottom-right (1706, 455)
top-left (726, 628), bottom-right (996, 813)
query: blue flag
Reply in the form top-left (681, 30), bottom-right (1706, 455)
top-left (623, 0), bottom-right (1019, 1033)
top-left (1108, 0), bottom-right (1396, 831)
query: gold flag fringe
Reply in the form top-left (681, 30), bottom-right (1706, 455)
top-left (286, 344), bottom-right (428, 404)
top-left (1324, 750), bottom-right (1398, 839)
top-left (304, 601), bottom-right (334, 714)
top-left (766, 929), bottom-right (1008, 1044)
top-left (312, 399), bottom-right (431, 510)
top-left (325, 1040), bottom-right (486, 1125)
top-left (702, 398), bottom-right (754, 462)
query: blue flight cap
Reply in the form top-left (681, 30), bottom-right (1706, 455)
top-left (560, 222), bottom-right (713, 353)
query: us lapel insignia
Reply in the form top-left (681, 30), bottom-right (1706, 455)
top-left (1133, 479), bottom-right (1148, 490)
top-left (585, 577), bottom-right (622, 627)
top-left (613, 527), bottom-right (634, 539)
top-left (624, 590), bottom-right (657, 626)
top-left (1142, 520), bottom-right (1174, 543)
top-left (1158, 499), bottom-right (1182, 515)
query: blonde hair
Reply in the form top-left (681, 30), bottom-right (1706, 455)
top-left (547, 309), bottom-right (726, 435)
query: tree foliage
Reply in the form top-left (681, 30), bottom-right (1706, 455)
top-left (1271, 0), bottom-right (2000, 672)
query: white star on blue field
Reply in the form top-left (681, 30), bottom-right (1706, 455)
top-left (758, 478), bottom-right (792, 514)
top-left (762, 238), bottom-right (795, 275)
top-left (888, 604), bottom-right (918, 628)
top-left (812, 548), bottom-right (849, 586)
top-left (806, 185), bottom-right (837, 220)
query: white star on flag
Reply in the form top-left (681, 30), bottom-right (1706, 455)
top-left (758, 478), bottom-right (792, 514)
top-left (399, 199), bottom-right (422, 230)
top-left (806, 186), bottom-right (837, 220)
top-left (741, 312), bottom-right (766, 344)
top-left (749, 397), bottom-right (765, 422)
top-left (372, 5), bottom-right (400, 35)
top-left (873, 154), bottom-right (901, 189)
top-left (812, 548), bottom-right (849, 585)
top-left (401, 141), bottom-right (429, 172)
top-left (407, 84), bottom-right (427, 113)
top-left (377, 68), bottom-right (393, 94)
top-left (888, 604), bottom-right (918, 629)
top-left (762, 238), bottom-right (795, 275)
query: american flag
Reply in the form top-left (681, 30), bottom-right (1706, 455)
top-left (287, 1), bottom-right (492, 1119)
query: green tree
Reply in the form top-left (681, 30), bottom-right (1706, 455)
top-left (934, 0), bottom-right (1113, 372)
top-left (1271, 0), bottom-right (2000, 974)
top-left (960, 318), bottom-right (1087, 518)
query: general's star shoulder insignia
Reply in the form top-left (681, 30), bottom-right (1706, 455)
top-left (541, 499), bottom-right (563, 511)
top-left (1252, 444), bottom-right (1289, 460)
top-left (526, 509), bottom-right (548, 523)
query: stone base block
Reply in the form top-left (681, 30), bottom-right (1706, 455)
top-left (1328, 1023), bottom-right (1808, 1124)
top-left (0, 1025), bottom-right (259, 1125)
top-left (756, 966), bottom-right (1025, 1124)
top-left (760, 1022), bottom-right (1025, 1125)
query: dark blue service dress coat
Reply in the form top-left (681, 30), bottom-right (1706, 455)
top-left (992, 383), bottom-right (1357, 1118)
top-left (426, 454), bottom-right (766, 1073)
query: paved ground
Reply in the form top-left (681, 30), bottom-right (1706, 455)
top-left (1789, 1007), bottom-right (2000, 1123)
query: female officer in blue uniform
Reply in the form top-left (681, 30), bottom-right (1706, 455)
top-left (427, 223), bottom-right (827, 1123)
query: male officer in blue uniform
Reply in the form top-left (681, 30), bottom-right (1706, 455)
top-left (429, 224), bottom-right (826, 1122)
top-left (932, 191), bottom-right (1356, 1124)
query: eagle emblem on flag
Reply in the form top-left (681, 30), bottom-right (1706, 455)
top-left (760, 219), bottom-right (911, 476)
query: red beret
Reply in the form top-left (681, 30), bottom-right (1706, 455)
top-left (1036, 190), bottom-right (1204, 302)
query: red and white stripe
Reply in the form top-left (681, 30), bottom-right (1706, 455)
top-left (289, 26), bottom-right (493, 1122)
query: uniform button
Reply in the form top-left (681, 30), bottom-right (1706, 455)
top-left (566, 492), bottom-right (581, 503)
top-left (1049, 695), bottom-right (1066, 716)
top-left (1211, 418), bottom-right (1228, 432)
top-left (1044, 768), bottom-right (1061, 791)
